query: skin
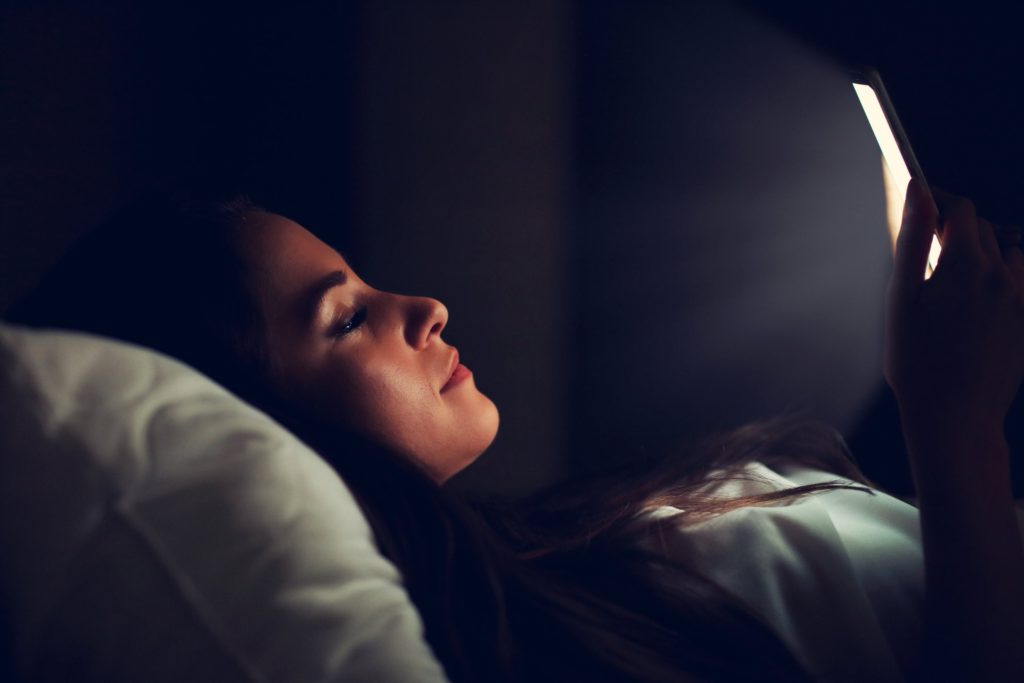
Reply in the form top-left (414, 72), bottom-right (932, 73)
top-left (222, 190), bottom-right (1024, 676)
top-left (236, 210), bottom-right (500, 483)
top-left (885, 179), bottom-right (1024, 680)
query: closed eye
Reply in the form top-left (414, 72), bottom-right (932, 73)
top-left (329, 307), bottom-right (367, 339)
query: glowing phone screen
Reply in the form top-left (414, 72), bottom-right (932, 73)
top-left (853, 81), bottom-right (942, 277)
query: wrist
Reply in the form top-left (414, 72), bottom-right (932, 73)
top-left (896, 399), bottom-right (1005, 444)
top-left (900, 416), bottom-right (1012, 498)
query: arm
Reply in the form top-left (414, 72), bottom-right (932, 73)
top-left (885, 179), bottom-right (1024, 681)
top-left (902, 414), bottom-right (1024, 681)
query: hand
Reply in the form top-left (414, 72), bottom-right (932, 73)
top-left (885, 185), bottom-right (1024, 683)
top-left (883, 179), bottom-right (1024, 433)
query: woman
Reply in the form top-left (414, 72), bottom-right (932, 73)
top-left (8, 180), bottom-right (1024, 682)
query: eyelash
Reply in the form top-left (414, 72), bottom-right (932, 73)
top-left (330, 307), bottom-right (367, 339)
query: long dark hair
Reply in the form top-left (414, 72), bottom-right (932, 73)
top-left (7, 193), bottom-right (871, 682)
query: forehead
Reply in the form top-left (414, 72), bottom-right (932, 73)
top-left (242, 210), bottom-right (340, 263)
top-left (242, 210), bottom-right (345, 270)
top-left (239, 210), bottom-right (350, 310)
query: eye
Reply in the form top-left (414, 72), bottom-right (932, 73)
top-left (329, 307), bottom-right (367, 339)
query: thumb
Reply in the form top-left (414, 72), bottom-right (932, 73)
top-left (890, 177), bottom-right (937, 303)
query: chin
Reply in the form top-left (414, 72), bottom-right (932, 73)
top-left (477, 395), bottom-right (500, 451)
top-left (441, 399), bottom-right (500, 483)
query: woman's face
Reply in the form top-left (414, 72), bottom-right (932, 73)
top-left (238, 210), bottom-right (499, 482)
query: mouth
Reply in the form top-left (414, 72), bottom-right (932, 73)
top-left (441, 349), bottom-right (472, 393)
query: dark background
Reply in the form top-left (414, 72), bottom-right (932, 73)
top-left (750, 0), bottom-right (1024, 496)
top-left (3, 0), bottom-right (1022, 497)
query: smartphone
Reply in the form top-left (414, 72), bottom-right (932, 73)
top-left (850, 67), bottom-right (942, 278)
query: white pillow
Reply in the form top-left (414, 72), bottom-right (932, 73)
top-left (0, 324), bottom-right (449, 683)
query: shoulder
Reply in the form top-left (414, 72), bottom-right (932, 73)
top-left (640, 462), bottom-right (924, 682)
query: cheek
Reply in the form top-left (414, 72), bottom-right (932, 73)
top-left (318, 356), bottom-right (442, 450)
top-left (293, 346), bottom-right (494, 481)
top-left (364, 368), bottom-right (441, 435)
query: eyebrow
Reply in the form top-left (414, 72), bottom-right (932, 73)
top-left (306, 269), bottom-right (348, 324)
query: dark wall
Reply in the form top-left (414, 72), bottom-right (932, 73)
top-left (351, 3), bottom-right (573, 495)
top-left (0, 1), bottom-right (571, 497)
top-left (748, 0), bottom-right (1024, 224)
top-left (4, 1), bottom-right (1022, 497)
top-left (741, 0), bottom-right (1024, 495)
top-left (571, 1), bottom-right (888, 470)
top-left (0, 2), bottom-right (356, 311)
top-left (0, 2), bottom-right (196, 313)
top-left (183, 3), bottom-right (357, 242)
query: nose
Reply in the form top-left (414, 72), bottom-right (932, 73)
top-left (404, 296), bottom-right (448, 348)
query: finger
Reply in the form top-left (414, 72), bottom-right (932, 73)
top-left (930, 186), bottom-right (947, 241)
top-left (890, 178), bottom-right (939, 303)
top-left (933, 189), bottom-right (983, 257)
top-left (977, 217), bottom-right (1002, 263)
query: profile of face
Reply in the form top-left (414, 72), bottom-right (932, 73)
top-left (237, 211), bottom-right (500, 482)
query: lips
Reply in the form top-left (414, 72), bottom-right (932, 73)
top-left (444, 350), bottom-right (459, 386)
top-left (441, 349), bottom-right (472, 393)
